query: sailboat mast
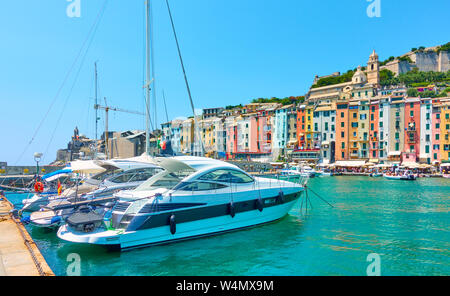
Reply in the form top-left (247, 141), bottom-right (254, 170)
top-left (145, 0), bottom-right (151, 155)
top-left (94, 62), bottom-right (98, 144)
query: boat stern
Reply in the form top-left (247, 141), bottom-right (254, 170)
top-left (57, 224), bottom-right (122, 246)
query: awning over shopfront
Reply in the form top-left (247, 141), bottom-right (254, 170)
top-left (335, 161), bottom-right (366, 167)
top-left (401, 162), bottom-right (421, 169)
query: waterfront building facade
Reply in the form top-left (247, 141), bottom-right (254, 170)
top-left (403, 97), bottom-right (421, 163)
top-left (419, 98), bottom-right (433, 164)
top-left (157, 49), bottom-right (450, 168)
top-left (440, 101), bottom-right (450, 162)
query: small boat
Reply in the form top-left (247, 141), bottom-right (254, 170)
top-left (443, 174), bottom-right (450, 179)
top-left (369, 173), bottom-right (383, 177)
top-left (57, 156), bottom-right (306, 250)
top-left (383, 174), bottom-right (416, 181)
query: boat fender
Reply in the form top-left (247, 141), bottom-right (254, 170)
top-left (169, 214), bottom-right (176, 235)
top-left (256, 199), bottom-right (264, 212)
top-left (277, 191), bottom-right (285, 203)
top-left (21, 216), bottom-right (31, 224)
top-left (50, 216), bottom-right (62, 225)
top-left (229, 202), bottom-right (236, 218)
top-left (34, 182), bottom-right (44, 193)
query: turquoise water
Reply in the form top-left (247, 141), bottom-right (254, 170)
top-left (5, 177), bottom-right (450, 276)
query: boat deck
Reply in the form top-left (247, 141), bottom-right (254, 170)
top-left (0, 194), bottom-right (53, 276)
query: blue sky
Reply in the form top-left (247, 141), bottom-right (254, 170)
top-left (1, 0), bottom-right (449, 165)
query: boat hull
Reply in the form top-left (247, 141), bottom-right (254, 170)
top-left (57, 197), bottom-right (300, 250)
top-left (383, 174), bottom-right (416, 181)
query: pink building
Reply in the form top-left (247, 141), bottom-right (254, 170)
top-left (431, 100), bottom-right (441, 164)
top-left (403, 98), bottom-right (421, 163)
top-left (255, 113), bottom-right (272, 154)
top-left (226, 121), bottom-right (237, 159)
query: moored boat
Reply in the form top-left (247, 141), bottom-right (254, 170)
top-left (57, 157), bottom-right (306, 250)
top-left (383, 174), bottom-right (416, 181)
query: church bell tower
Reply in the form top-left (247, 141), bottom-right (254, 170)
top-left (367, 50), bottom-right (380, 86)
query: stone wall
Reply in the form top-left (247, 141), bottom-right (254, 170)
top-left (1, 165), bottom-right (65, 176)
top-left (415, 51), bottom-right (439, 72)
top-left (439, 51), bottom-right (450, 72)
top-left (381, 50), bottom-right (449, 75)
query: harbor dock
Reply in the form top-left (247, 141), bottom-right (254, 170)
top-left (0, 194), bottom-right (53, 276)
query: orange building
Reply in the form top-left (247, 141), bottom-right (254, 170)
top-left (348, 103), bottom-right (360, 159)
top-left (336, 102), bottom-right (349, 160)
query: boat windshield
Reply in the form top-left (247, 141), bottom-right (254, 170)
top-left (134, 169), bottom-right (196, 191)
top-left (90, 169), bottom-right (123, 181)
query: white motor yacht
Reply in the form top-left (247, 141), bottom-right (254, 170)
top-left (57, 157), bottom-right (306, 250)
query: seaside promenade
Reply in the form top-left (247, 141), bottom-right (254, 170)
top-left (0, 193), bottom-right (53, 276)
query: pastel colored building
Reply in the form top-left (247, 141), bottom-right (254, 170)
top-left (403, 97), bottom-right (421, 163)
top-left (348, 102), bottom-right (359, 159)
top-left (378, 96), bottom-right (391, 161)
top-left (440, 101), bottom-right (450, 162)
top-left (357, 99), bottom-right (370, 159)
top-left (369, 99), bottom-right (380, 160)
top-left (419, 98), bottom-right (433, 164)
top-left (336, 101), bottom-right (349, 160)
top-left (431, 102), bottom-right (441, 164)
top-left (388, 97), bottom-right (405, 163)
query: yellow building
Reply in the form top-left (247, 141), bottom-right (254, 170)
top-left (440, 102), bottom-right (450, 162)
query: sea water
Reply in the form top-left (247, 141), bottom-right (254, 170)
top-left (5, 176), bottom-right (450, 276)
